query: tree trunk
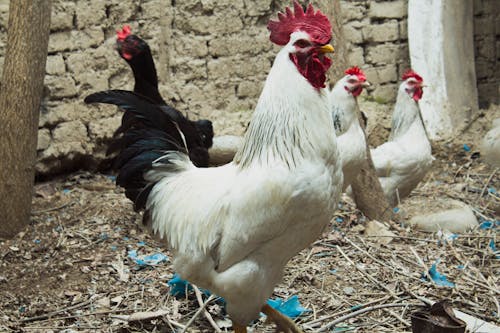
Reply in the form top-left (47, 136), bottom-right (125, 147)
top-left (313, 0), bottom-right (393, 220)
top-left (0, 0), bottom-right (51, 239)
top-left (314, 0), bottom-right (347, 83)
top-left (350, 102), bottom-right (394, 221)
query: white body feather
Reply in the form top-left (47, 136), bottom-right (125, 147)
top-left (329, 77), bottom-right (367, 190)
top-left (370, 84), bottom-right (433, 206)
top-left (145, 38), bottom-right (342, 325)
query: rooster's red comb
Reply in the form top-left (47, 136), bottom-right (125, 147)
top-left (345, 66), bottom-right (366, 81)
top-left (402, 69), bottom-right (423, 82)
top-left (116, 25), bottom-right (131, 41)
top-left (267, 1), bottom-right (332, 46)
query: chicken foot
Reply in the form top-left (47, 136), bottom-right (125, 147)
top-left (232, 304), bottom-right (303, 333)
top-left (261, 304), bottom-right (304, 333)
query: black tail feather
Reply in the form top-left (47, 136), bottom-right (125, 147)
top-left (85, 90), bottom-right (188, 211)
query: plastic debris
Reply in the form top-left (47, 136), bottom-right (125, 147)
top-left (457, 265), bottom-right (465, 270)
top-left (479, 220), bottom-right (498, 230)
top-left (33, 239), bottom-right (41, 244)
top-left (62, 188), bottom-right (71, 194)
top-left (110, 245), bottom-right (117, 251)
top-left (127, 250), bottom-right (168, 268)
top-left (436, 230), bottom-right (458, 245)
top-left (488, 239), bottom-right (499, 259)
top-left (335, 217), bottom-right (343, 223)
top-left (167, 274), bottom-right (192, 297)
top-left (423, 261), bottom-right (455, 287)
top-left (393, 207), bottom-right (400, 213)
top-left (462, 144), bottom-right (471, 152)
top-left (488, 187), bottom-right (497, 194)
top-left (137, 241), bottom-right (146, 247)
top-left (266, 295), bottom-right (310, 318)
top-left (330, 269), bottom-right (337, 274)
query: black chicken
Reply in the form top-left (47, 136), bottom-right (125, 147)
top-left (114, 25), bottom-right (214, 162)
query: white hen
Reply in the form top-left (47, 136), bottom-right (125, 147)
top-left (371, 70), bottom-right (433, 206)
top-left (85, 2), bottom-right (342, 332)
top-left (330, 66), bottom-right (370, 190)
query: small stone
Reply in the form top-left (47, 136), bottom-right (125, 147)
top-left (343, 287), bottom-right (355, 295)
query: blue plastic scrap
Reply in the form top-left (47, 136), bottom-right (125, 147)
top-left (168, 274), bottom-right (193, 297)
top-left (463, 144), bottom-right (471, 152)
top-left (489, 239), bottom-right (497, 251)
top-left (335, 217), bottom-right (344, 223)
top-left (479, 220), bottom-right (499, 230)
top-left (424, 262), bottom-right (455, 288)
top-left (167, 274), bottom-right (225, 304)
top-left (127, 249), bottom-right (168, 268)
top-left (266, 295), bottom-right (310, 318)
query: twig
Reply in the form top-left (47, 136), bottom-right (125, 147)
top-left (180, 294), bottom-right (216, 333)
top-left (317, 303), bottom-right (419, 332)
top-left (364, 235), bottom-right (435, 243)
top-left (346, 237), bottom-right (421, 281)
top-left (477, 168), bottom-right (497, 203)
top-left (303, 295), bottom-right (394, 328)
top-left (461, 274), bottom-right (500, 295)
top-left (192, 285), bottom-right (222, 332)
top-left (409, 247), bottom-right (433, 285)
top-left (21, 297), bottom-right (96, 323)
top-left (31, 201), bottom-right (74, 214)
top-left (336, 245), bottom-right (396, 296)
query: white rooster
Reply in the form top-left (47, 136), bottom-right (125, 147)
top-left (371, 70), bottom-right (433, 206)
top-left (329, 66), bottom-right (370, 190)
top-left (85, 2), bottom-right (342, 332)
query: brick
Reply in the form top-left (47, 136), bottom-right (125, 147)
top-left (366, 44), bottom-right (401, 65)
top-left (362, 20), bottom-right (399, 42)
top-left (44, 75), bottom-right (78, 99)
top-left (75, 0), bottom-right (106, 29)
top-left (364, 64), bottom-right (398, 84)
top-left (51, 2), bottom-right (75, 31)
top-left (399, 19), bottom-right (408, 40)
top-left (343, 23), bottom-right (363, 44)
top-left (208, 28), bottom-right (270, 57)
top-left (340, 1), bottom-right (365, 22)
top-left (369, 1), bottom-right (407, 19)
top-left (37, 129), bottom-right (51, 151)
top-left (371, 83), bottom-right (398, 102)
top-left (347, 46), bottom-right (365, 66)
top-left (46, 54), bottom-right (66, 75)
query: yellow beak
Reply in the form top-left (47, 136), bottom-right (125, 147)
top-left (317, 44), bottom-right (334, 54)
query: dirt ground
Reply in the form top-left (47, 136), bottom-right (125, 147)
top-left (0, 102), bottom-right (498, 333)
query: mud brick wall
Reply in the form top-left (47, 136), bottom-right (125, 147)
top-left (0, 0), bottom-right (497, 176)
top-left (473, 0), bottom-right (499, 108)
top-left (340, 0), bottom-right (498, 105)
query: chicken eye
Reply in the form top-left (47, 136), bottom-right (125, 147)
top-left (294, 39), bottom-right (311, 48)
top-left (347, 78), bottom-right (358, 84)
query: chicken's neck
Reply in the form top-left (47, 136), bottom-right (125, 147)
top-left (234, 50), bottom-right (336, 169)
top-left (390, 89), bottom-right (426, 141)
top-left (129, 49), bottom-right (165, 104)
top-left (330, 82), bottom-right (358, 135)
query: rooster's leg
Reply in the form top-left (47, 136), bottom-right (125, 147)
top-left (261, 304), bottom-right (303, 333)
top-left (233, 323), bottom-right (247, 333)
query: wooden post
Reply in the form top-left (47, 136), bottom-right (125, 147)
top-left (0, 0), bottom-right (51, 239)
